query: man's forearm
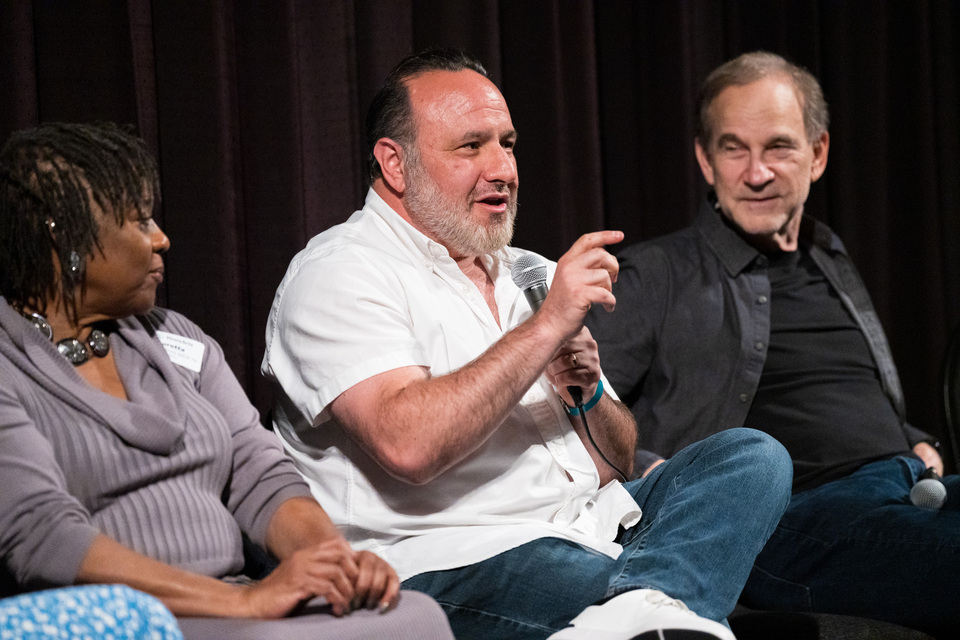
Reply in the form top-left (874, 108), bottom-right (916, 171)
top-left (332, 231), bottom-right (624, 485)
top-left (569, 394), bottom-right (636, 484)
top-left (333, 311), bottom-right (568, 484)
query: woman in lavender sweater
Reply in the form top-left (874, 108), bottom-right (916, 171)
top-left (0, 122), bottom-right (452, 640)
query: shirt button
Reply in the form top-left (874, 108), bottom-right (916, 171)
top-left (739, 393), bottom-right (749, 403)
top-left (757, 295), bottom-right (768, 304)
top-left (755, 341), bottom-right (764, 351)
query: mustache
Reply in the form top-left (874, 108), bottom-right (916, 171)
top-left (476, 182), bottom-right (512, 195)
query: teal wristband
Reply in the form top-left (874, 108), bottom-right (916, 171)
top-left (563, 379), bottom-right (604, 415)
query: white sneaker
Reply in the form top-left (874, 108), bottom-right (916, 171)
top-left (547, 589), bottom-right (736, 640)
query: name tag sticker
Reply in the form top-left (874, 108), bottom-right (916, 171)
top-left (157, 331), bottom-right (205, 372)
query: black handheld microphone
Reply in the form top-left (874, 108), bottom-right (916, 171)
top-left (510, 254), bottom-right (584, 405)
top-left (910, 467), bottom-right (947, 510)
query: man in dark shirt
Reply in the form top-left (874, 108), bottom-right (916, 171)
top-left (587, 51), bottom-right (960, 636)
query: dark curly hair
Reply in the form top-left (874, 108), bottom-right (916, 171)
top-left (0, 121), bottom-right (160, 321)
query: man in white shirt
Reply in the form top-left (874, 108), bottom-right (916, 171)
top-left (262, 49), bottom-right (792, 640)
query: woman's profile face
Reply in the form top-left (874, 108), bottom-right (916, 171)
top-left (79, 193), bottom-right (170, 320)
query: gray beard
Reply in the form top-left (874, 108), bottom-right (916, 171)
top-left (404, 155), bottom-right (516, 257)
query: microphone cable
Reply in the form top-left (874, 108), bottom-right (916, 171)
top-left (569, 385), bottom-right (628, 482)
top-left (511, 253), bottom-right (629, 482)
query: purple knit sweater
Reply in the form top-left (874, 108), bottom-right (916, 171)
top-left (0, 300), bottom-right (312, 593)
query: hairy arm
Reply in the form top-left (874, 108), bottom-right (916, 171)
top-left (330, 231), bottom-right (624, 484)
top-left (331, 316), bottom-right (563, 484)
top-left (567, 395), bottom-right (637, 484)
top-left (545, 326), bottom-right (637, 484)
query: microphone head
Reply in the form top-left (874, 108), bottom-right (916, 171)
top-left (511, 253), bottom-right (548, 291)
top-left (910, 477), bottom-right (947, 510)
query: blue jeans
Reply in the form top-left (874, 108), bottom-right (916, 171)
top-left (403, 428), bottom-right (792, 640)
top-left (742, 454), bottom-right (960, 636)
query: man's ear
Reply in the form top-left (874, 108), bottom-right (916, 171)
top-left (810, 131), bottom-right (830, 183)
top-left (373, 138), bottom-right (407, 194)
top-left (694, 138), bottom-right (716, 186)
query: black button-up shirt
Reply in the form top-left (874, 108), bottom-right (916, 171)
top-left (588, 196), bottom-right (931, 479)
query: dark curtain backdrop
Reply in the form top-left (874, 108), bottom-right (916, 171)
top-left (3, 1), bottom-right (959, 466)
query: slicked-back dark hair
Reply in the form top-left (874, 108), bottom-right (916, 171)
top-left (695, 51), bottom-right (829, 148)
top-left (0, 121), bottom-right (160, 320)
top-left (365, 48), bottom-right (488, 184)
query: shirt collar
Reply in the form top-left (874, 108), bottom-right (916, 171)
top-left (696, 192), bottom-right (847, 276)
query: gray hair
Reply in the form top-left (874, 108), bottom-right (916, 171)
top-left (695, 51), bottom-right (829, 146)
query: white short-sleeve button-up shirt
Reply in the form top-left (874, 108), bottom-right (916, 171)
top-left (262, 189), bottom-right (641, 580)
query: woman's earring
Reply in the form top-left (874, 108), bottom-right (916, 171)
top-left (68, 251), bottom-right (81, 275)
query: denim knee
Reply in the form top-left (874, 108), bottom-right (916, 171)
top-left (716, 428), bottom-right (792, 502)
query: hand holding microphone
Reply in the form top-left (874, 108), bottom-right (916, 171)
top-left (515, 231), bottom-right (621, 342)
top-left (511, 249), bottom-right (628, 481)
top-left (510, 230), bottom-right (621, 403)
top-left (511, 252), bottom-right (585, 398)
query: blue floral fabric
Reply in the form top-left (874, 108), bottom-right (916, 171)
top-left (0, 585), bottom-right (182, 640)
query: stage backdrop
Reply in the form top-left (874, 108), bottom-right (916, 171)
top-left (2, 1), bottom-right (959, 467)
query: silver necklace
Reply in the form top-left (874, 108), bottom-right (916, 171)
top-left (21, 310), bottom-right (110, 366)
